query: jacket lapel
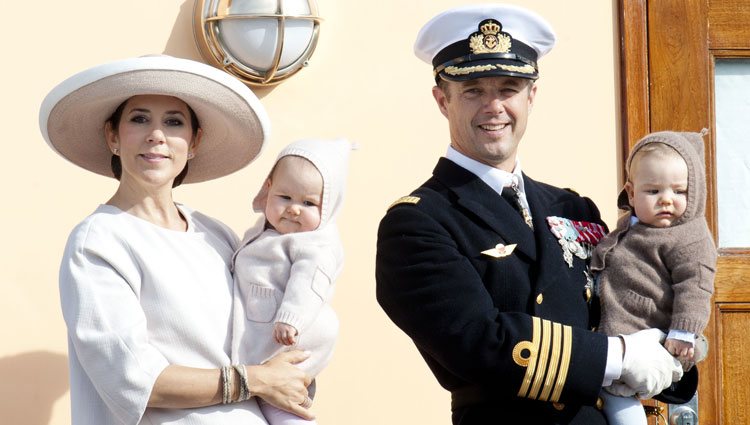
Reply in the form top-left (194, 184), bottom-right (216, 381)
top-left (433, 159), bottom-right (537, 260)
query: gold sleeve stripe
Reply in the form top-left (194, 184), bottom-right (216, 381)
top-left (550, 325), bottom-right (573, 402)
top-left (539, 322), bottom-right (562, 401)
top-left (516, 316), bottom-right (541, 398)
top-left (528, 319), bottom-right (552, 399)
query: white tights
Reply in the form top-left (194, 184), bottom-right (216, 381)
top-left (601, 391), bottom-right (648, 425)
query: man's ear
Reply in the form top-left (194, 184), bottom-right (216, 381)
top-left (527, 83), bottom-right (538, 113)
top-left (432, 85), bottom-right (450, 119)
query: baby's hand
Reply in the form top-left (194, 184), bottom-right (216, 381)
top-left (273, 322), bottom-right (298, 346)
top-left (664, 338), bottom-right (695, 370)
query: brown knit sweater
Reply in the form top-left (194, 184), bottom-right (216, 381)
top-left (591, 131), bottom-right (717, 336)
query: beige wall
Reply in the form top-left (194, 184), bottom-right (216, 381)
top-left (0, 1), bottom-right (620, 424)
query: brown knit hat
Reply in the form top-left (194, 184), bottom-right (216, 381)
top-left (617, 130), bottom-right (708, 224)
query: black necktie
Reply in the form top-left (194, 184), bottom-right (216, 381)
top-left (502, 185), bottom-right (534, 229)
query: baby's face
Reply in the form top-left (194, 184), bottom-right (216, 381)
top-left (265, 156), bottom-right (323, 234)
top-left (625, 153), bottom-right (688, 228)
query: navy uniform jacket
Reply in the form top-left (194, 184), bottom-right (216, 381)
top-left (376, 158), bottom-right (609, 424)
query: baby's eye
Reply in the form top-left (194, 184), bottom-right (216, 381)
top-left (278, 195), bottom-right (291, 200)
top-left (303, 200), bottom-right (318, 207)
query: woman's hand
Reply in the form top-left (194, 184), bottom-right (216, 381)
top-left (247, 350), bottom-right (314, 420)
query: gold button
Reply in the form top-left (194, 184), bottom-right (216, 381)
top-left (536, 293), bottom-right (544, 304)
top-left (596, 396), bottom-right (604, 410)
top-left (553, 402), bottom-right (565, 411)
top-left (585, 287), bottom-right (592, 302)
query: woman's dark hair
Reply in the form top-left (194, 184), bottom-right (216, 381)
top-left (106, 98), bottom-right (201, 188)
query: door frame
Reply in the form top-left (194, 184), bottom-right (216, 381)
top-left (619, 0), bottom-right (750, 423)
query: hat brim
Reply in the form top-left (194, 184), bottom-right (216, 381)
top-left (39, 56), bottom-right (270, 183)
top-left (438, 57), bottom-right (538, 82)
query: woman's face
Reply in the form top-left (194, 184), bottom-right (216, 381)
top-left (106, 95), bottom-right (201, 190)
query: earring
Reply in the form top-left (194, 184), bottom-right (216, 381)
top-left (187, 152), bottom-right (195, 159)
top-left (113, 148), bottom-right (119, 155)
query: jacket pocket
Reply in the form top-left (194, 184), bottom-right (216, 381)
top-left (244, 284), bottom-right (278, 322)
top-left (623, 288), bottom-right (657, 316)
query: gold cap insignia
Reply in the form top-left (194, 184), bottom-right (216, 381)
top-left (469, 19), bottom-right (511, 54)
top-left (481, 243), bottom-right (517, 258)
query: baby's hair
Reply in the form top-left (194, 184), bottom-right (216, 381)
top-left (627, 142), bottom-right (681, 179)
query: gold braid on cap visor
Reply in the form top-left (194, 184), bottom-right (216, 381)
top-left (443, 63), bottom-right (536, 76)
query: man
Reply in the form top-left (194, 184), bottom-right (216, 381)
top-left (375, 4), bottom-right (683, 424)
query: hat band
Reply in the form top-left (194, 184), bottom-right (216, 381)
top-left (433, 52), bottom-right (537, 78)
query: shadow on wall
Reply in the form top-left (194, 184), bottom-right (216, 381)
top-left (169, 0), bottom-right (275, 98)
top-left (0, 351), bottom-right (69, 424)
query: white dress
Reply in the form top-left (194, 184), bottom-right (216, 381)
top-left (59, 204), bottom-right (268, 425)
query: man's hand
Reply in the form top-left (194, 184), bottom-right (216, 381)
top-left (619, 328), bottom-right (683, 399)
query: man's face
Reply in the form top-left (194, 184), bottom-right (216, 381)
top-left (432, 76), bottom-right (536, 172)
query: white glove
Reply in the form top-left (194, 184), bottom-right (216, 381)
top-left (619, 328), bottom-right (683, 399)
top-left (605, 382), bottom-right (637, 397)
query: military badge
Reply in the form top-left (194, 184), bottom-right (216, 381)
top-left (469, 19), bottom-right (512, 54)
top-left (546, 216), bottom-right (606, 268)
top-left (387, 195), bottom-right (420, 210)
top-left (481, 243), bottom-right (517, 258)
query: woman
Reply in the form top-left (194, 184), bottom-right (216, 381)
top-left (39, 55), bottom-right (315, 425)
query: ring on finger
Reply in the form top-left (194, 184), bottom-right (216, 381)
top-left (300, 396), bottom-right (313, 409)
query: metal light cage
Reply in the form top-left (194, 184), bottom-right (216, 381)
top-left (194, 0), bottom-right (321, 86)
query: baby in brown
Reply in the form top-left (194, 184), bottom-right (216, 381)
top-left (591, 131), bottom-right (717, 424)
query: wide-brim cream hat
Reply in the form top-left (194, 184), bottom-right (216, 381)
top-left (39, 55), bottom-right (270, 183)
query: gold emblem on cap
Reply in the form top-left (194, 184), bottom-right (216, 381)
top-left (469, 19), bottom-right (511, 54)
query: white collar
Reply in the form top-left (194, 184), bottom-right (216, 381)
top-left (445, 145), bottom-right (526, 197)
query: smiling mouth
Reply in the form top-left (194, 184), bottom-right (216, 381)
top-left (140, 153), bottom-right (169, 160)
top-left (479, 123), bottom-right (508, 131)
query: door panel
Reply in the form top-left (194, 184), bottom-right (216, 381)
top-left (717, 304), bottom-right (750, 423)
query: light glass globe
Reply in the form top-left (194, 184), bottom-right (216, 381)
top-left (194, 0), bottom-right (321, 86)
